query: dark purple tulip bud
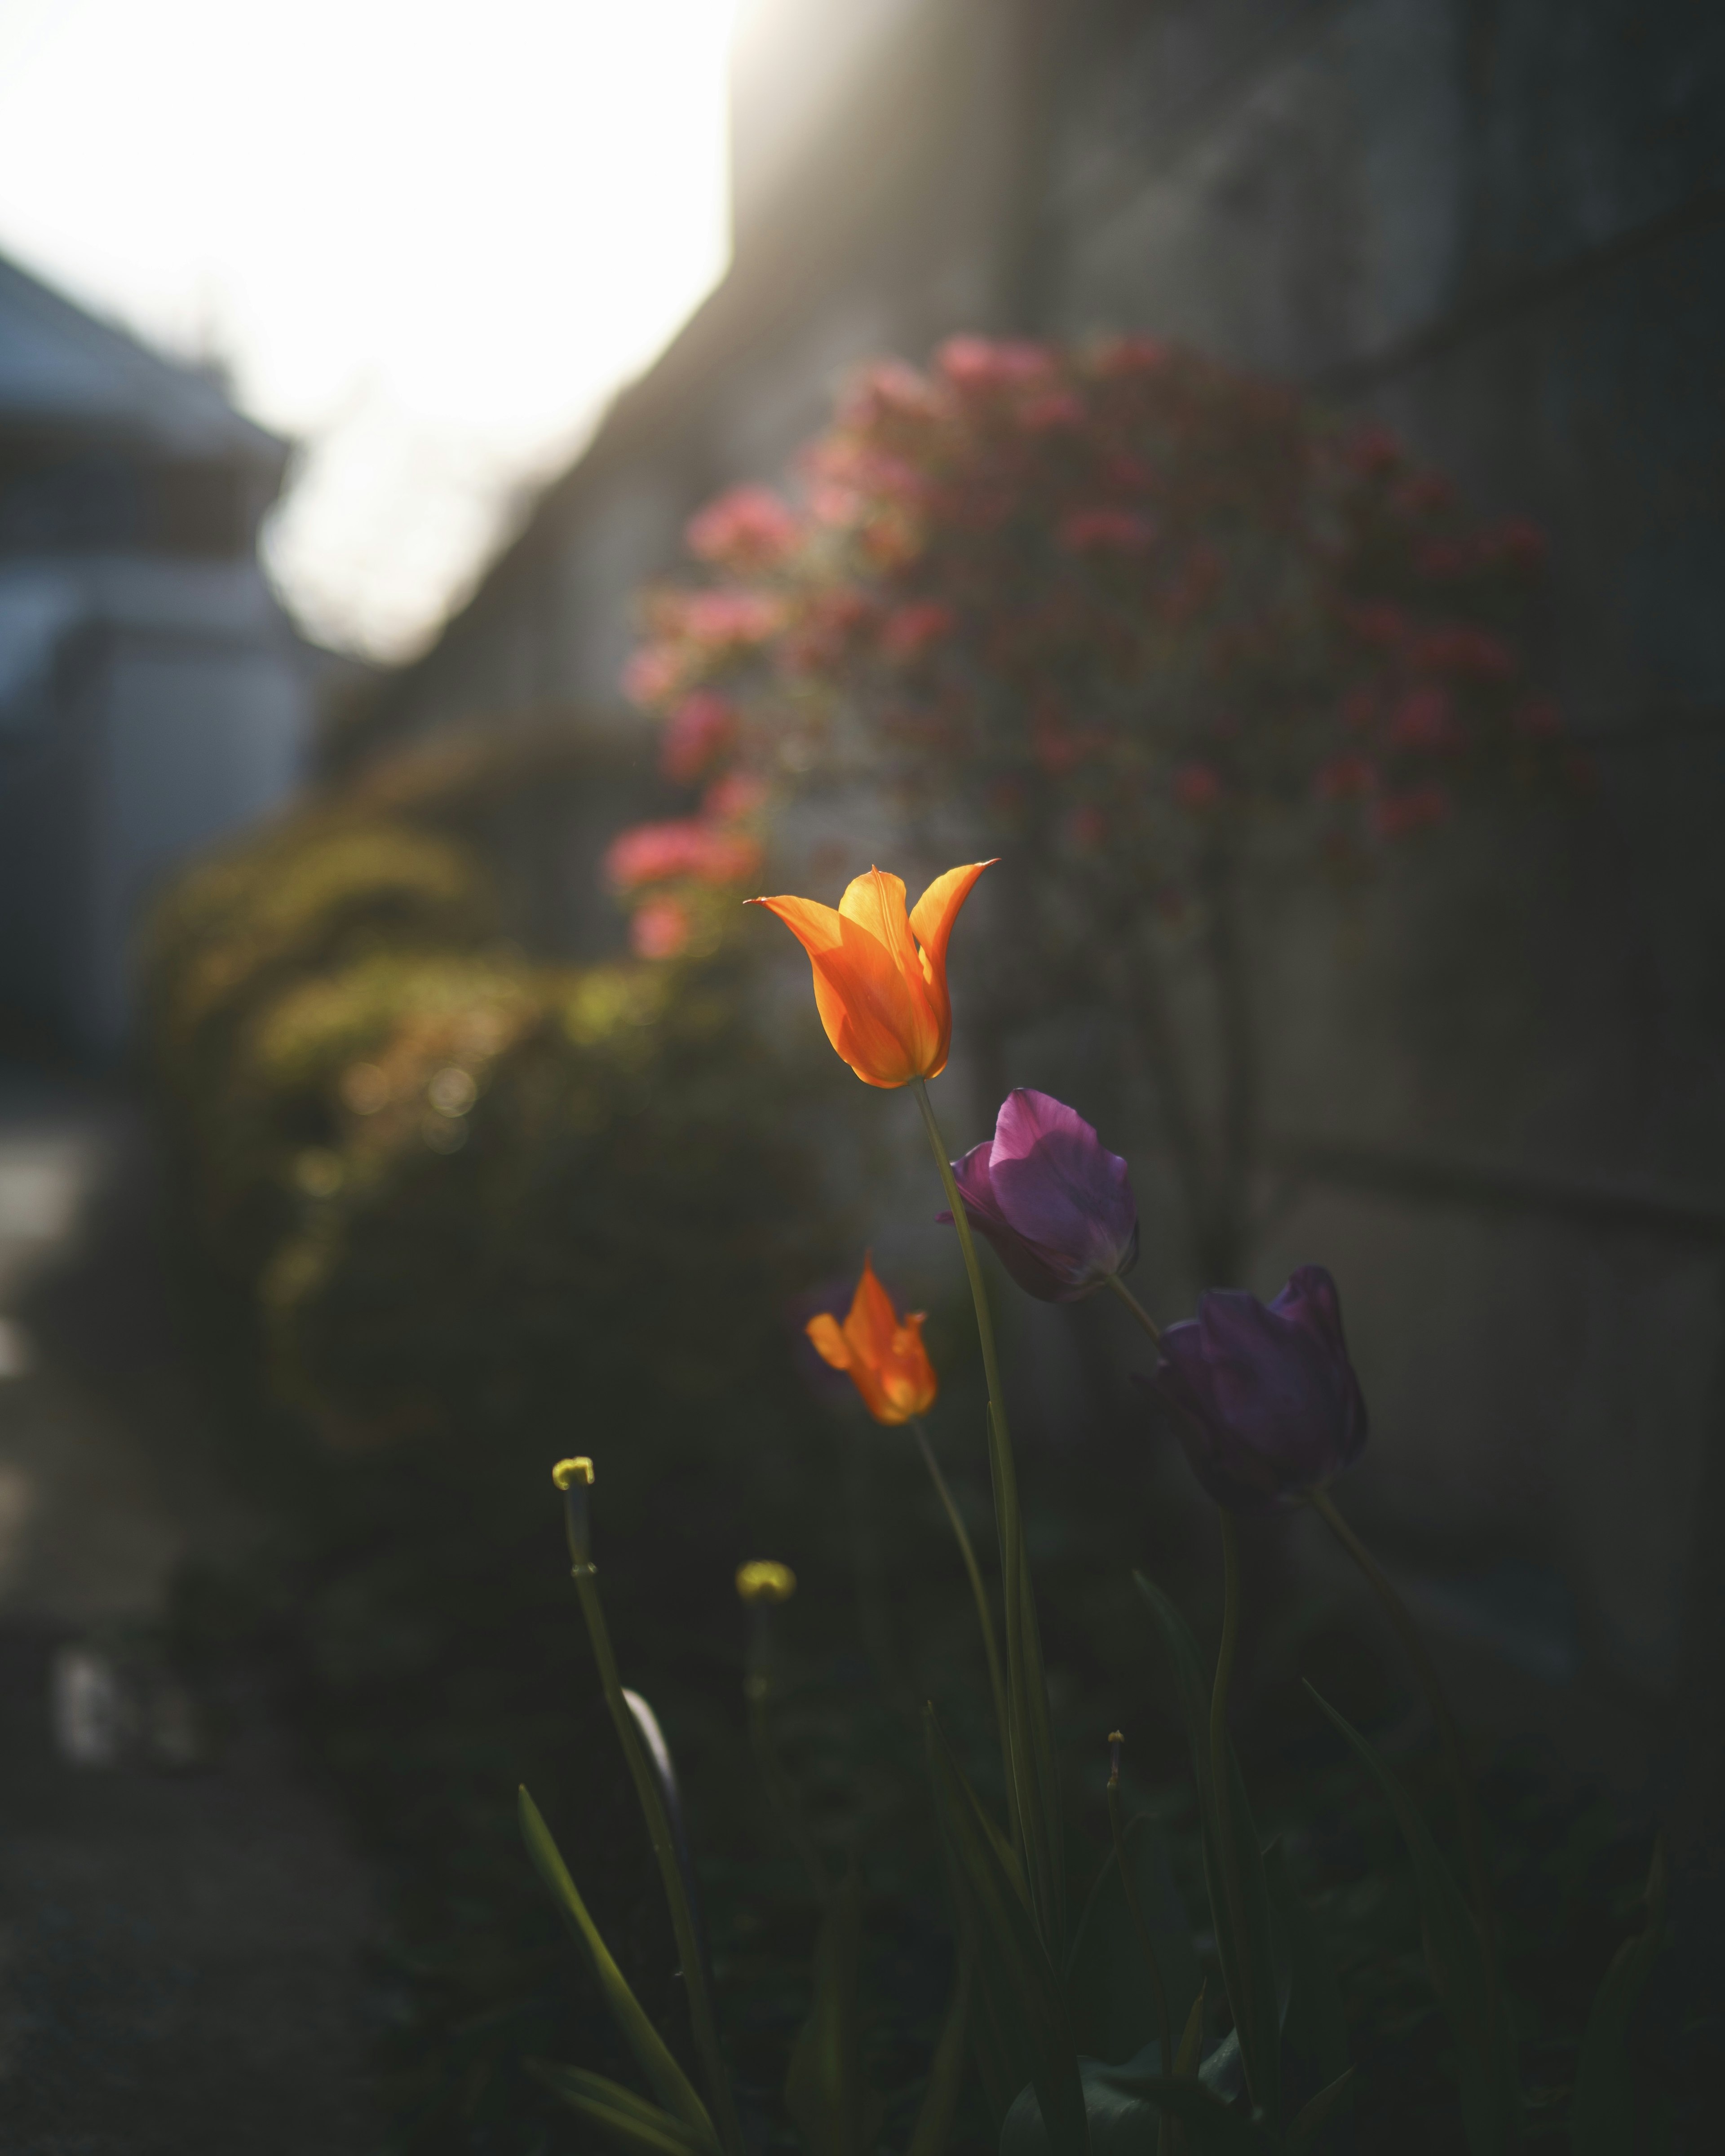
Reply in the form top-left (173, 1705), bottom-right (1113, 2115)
top-left (1151, 1265), bottom-right (1368, 1514)
top-left (938, 1087), bottom-right (1139, 1303)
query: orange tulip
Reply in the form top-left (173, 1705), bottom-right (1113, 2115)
top-left (749, 861), bottom-right (994, 1088)
top-left (806, 1257), bottom-right (938, 1425)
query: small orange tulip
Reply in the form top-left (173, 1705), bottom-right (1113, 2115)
top-left (806, 1257), bottom-right (938, 1425)
top-left (749, 861), bottom-right (994, 1088)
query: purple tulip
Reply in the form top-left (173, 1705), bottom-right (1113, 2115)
top-left (1150, 1265), bottom-right (1368, 1513)
top-left (938, 1088), bottom-right (1139, 1302)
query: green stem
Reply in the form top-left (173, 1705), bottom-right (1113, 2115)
top-left (1208, 1509), bottom-right (1256, 2097)
top-left (911, 1414), bottom-right (1014, 1845)
top-left (573, 1564), bottom-right (745, 2156)
top-left (1104, 1270), bottom-right (1162, 1343)
top-left (1108, 1767), bottom-right (1174, 2156)
top-left (745, 1662), bottom-right (832, 1907)
top-left (1309, 1485), bottom-right (1500, 2037)
top-left (913, 1075), bottom-right (1062, 1952)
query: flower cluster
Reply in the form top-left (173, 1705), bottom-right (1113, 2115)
top-left (616, 336), bottom-right (1574, 970)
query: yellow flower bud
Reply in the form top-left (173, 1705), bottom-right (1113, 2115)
top-left (553, 1457), bottom-right (594, 1490)
top-left (735, 1560), bottom-right (796, 1607)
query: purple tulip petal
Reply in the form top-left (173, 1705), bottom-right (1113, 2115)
top-left (1148, 1265), bottom-right (1367, 1513)
top-left (988, 1089), bottom-right (1139, 1287)
top-left (937, 1137), bottom-right (1075, 1299)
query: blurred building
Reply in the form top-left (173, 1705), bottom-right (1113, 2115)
top-left (347, 0), bottom-right (1725, 1820)
top-left (0, 252), bottom-right (310, 1056)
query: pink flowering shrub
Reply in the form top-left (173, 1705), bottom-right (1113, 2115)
top-left (622, 338), bottom-right (1568, 897)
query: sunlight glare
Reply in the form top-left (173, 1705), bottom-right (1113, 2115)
top-left (0, 0), bottom-right (737, 658)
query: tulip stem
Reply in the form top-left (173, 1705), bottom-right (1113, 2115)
top-left (910, 1415), bottom-right (1013, 1833)
top-left (744, 1662), bottom-right (832, 1907)
top-left (1107, 1758), bottom-right (1175, 2156)
top-left (912, 1076), bottom-right (1063, 1955)
top-left (1209, 1508), bottom-right (1258, 2100)
top-left (571, 1559), bottom-right (746, 2156)
top-left (1308, 1485), bottom-right (1499, 2037)
top-left (1104, 1270), bottom-right (1162, 1343)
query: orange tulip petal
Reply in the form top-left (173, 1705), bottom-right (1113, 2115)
top-left (753, 862), bottom-right (990, 1087)
top-left (908, 860), bottom-right (996, 986)
top-left (751, 892), bottom-right (844, 960)
top-left (810, 931), bottom-right (929, 1084)
top-left (845, 1257), bottom-right (903, 1367)
top-left (805, 1312), bottom-right (851, 1371)
top-left (839, 867), bottom-right (921, 983)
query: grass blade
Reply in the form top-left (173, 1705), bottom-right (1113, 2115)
top-left (527, 2063), bottom-right (714, 2156)
top-left (924, 1705), bottom-right (1086, 2156)
top-left (783, 1869), bottom-right (884, 2156)
top-left (518, 1785), bottom-right (718, 2150)
top-left (1305, 1685), bottom-right (1518, 2153)
top-left (1570, 1838), bottom-right (1667, 2156)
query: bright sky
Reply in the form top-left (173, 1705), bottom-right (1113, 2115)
top-left (0, 0), bottom-right (736, 660)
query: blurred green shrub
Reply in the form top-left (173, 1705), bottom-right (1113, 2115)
top-left (141, 723), bottom-right (899, 2146)
top-left (142, 723), bottom-right (857, 1455)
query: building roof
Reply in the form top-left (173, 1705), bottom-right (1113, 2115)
top-left (0, 249), bottom-right (289, 474)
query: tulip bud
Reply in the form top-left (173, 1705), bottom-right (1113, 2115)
top-left (938, 1088), bottom-right (1139, 1302)
top-left (735, 1560), bottom-right (797, 1606)
top-left (1150, 1266), bottom-right (1368, 1514)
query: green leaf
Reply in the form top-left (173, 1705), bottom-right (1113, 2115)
top-left (1570, 1838), bottom-right (1667, 2156)
top-left (1206, 1755), bottom-right (1283, 2126)
top-left (1137, 1573), bottom-right (1279, 2121)
top-left (1132, 1574), bottom-right (1213, 1794)
top-left (527, 2062), bottom-right (714, 2156)
top-left (1287, 2068), bottom-right (1355, 2153)
top-left (1014, 1540), bottom-right (1068, 1956)
top-left (1003, 2047), bottom-right (1280, 2156)
top-left (784, 1869), bottom-right (884, 2156)
top-left (1067, 1813), bottom-right (1199, 2066)
top-left (1174, 1984), bottom-right (1207, 2076)
top-left (924, 1706), bottom-right (1086, 2156)
top-left (1263, 1838), bottom-right (1348, 2113)
top-left (518, 1786), bottom-right (719, 2151)
top-left (905, 1960), bottom-right (971, 2156)
top-left (1304, 1687), bottom-right (1519, 2154)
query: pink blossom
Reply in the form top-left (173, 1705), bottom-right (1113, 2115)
top-left (1174, 761), bottom-right (1223, 811)
top-left (1414, 624), bottom-right (1517, 681)
top-left (1484, 517), bottom-right (1548, 572)
top-left (1344, 602), bottom-right (1411, 649)
top-left (702, 771), bottom-right (768, 823)
top-left (1415, 538), bottom-right (1470, 580)
top-left (1092, 336), bottom-right (1169, 377)
top-left (676, 588), bottom-right (785, 649)
top-left (1388, 685), bottom-right (1466, 752)
top-left (624, 645), bottom-right (683, 710)
top-left (606, 819), bottom-right (763, 892)
top-left (1021, 390), bottom-right (1085, 430)
top-left (1372, 784), bottom-right (1451, 839)
top-left (1512, 697), bottom-right (1562, 741)
top-left (1393, 472), bottom-right (1455, 518)
top-left (632, 897), bottom-right (691, 960)
top-left (881, 601), bottom-right (955, 658)
top-left (660, 691), bottom-right (738, 782)
top-left (1058, 507), bottom-right (1156, 553)
top-left (1343, 424), bottom-right (1403, 475)
top-left (839, 358), bottom-right (944, 426)
top-left (937, 335), bottom-right (1055, 389)
top-left (1315, 753), bottom-right (1376, 800)
top-left (685, 485), bottom-right (801, 569)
